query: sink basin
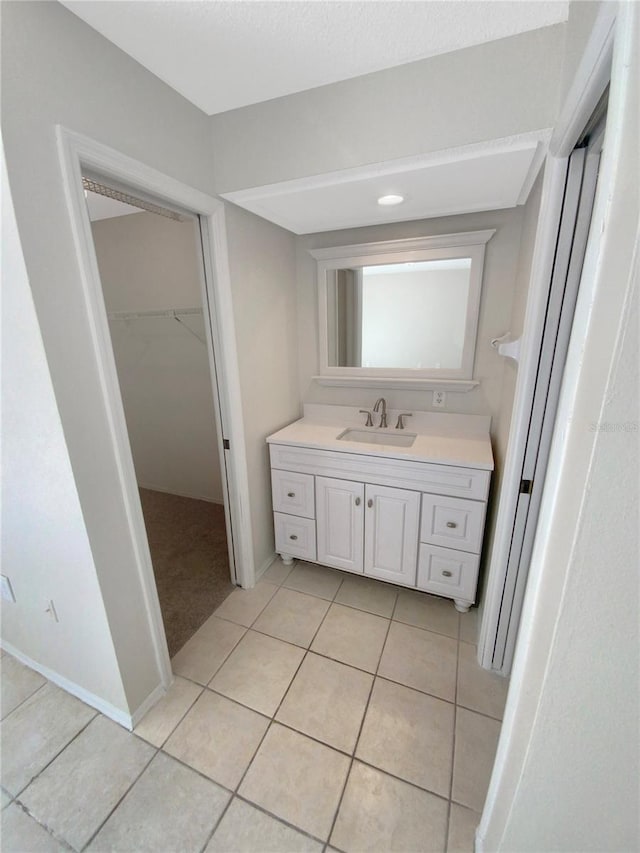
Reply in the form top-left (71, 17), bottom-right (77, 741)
top-left (337, 428), bottom-right (417, 448)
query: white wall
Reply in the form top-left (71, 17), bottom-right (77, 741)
top-left (482, 4), bottom-right (639, 848)
top-left (210, 25), bottom-right (564, 193)
top-left (1, 145), bottom-right (127, 716)
top-left (224, 203), bottom-right (300, 575)
top-left (91, 212), bottom-right (223, 503)
top-left (360, 267), bottom-right (469, 369)
top-left (0, 0), bottom-right (222, 717)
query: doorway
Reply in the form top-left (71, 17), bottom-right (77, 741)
top-left (84, 177), bottom-right (235, 655)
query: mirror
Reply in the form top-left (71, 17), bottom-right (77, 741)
top-left (328, 259), bottom-right (472, 370)
top-left (312, 230), bottom-right (494, 386)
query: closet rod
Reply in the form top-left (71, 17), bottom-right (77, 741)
top-left (107, 308), bottom-right (203, 321)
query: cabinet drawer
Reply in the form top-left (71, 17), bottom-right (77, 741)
top-left (274, 512), bottom-right (316, 561)
top-left (272, 469), bottom-right (315, 519)
top-left (417, 543), bottom-right (479, 603)
top-left (420, 494), bottom-right (485, 554)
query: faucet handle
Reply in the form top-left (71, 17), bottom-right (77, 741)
top-left (359, 409), bottom-right (374, 427)
top-left (395, 413), bottom-right (413, 429)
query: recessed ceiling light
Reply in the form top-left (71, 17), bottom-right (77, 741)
top-left (377, 194), bottom-right (404, 206)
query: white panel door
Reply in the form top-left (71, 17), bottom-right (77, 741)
top-left (364, 484), bottom-right (420, 586)
top-left (316, 476), bottom-right (364, 573)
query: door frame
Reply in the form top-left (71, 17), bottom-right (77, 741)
top-left (56, 126), bottom-right (255, 687)
top-left (478, 2), bottom-right (616, 672)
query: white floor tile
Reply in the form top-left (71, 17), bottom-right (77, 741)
top-left (356, 677), bottom-right (454, 796)
top-left (206, 798), bottom-right (322, 852)
top-left (164, 690), bottom-right (269, 789)
top-left (379, 620), bottom-right (458, 700)
top-left (331, 761), bottom-right (448, 853)
top-left (171, 615), bottom-right (246, 685)
top-left (89, 752), bottom-right (230, 852)
top-left (276, 653), bottom-right (372, 753)
top-left (0, 656), bottom-right (46, 720)
top-left (213, 583), bottom-right (278, 627)
top-left (311, 604), bottom-right (388, 673)
top-left (134, 676), bottom-right (203, 747)
top-left (0, 683), bottom-right (95, 795)
top-left (20, 715), bottom-right (154, 851)
top-left (209, 631), bottom-right (304, 716)
top-left (239, 723), bottom-right (349, 840)
top-left (452, 707), bottom-right (501, 813)
top-left (1, 803), bottom-right (66, 852)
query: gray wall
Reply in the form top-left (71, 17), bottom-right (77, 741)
top-left (1, 1), bottom-right (287, 716)
top-left (92, 211), bottom-right (224, 503)
top-left (211, 25), bottom-right (565, 193)
top-left (1, 145), bottom-right (127, 714)
top-left (224, 203), bottom-right (300, 574)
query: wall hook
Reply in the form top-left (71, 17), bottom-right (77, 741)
top-left (491, 332), bottom-right (521, 363)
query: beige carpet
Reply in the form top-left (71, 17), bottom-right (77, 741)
top-left (139, 488), bottom-right (234, 657)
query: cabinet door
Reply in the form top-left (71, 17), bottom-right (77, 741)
top-left (316, 476), bottom-right (364, 573)
top-left (364, 484), bottom-right (420, 586)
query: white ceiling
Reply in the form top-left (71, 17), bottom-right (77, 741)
top-left (221, 132), bottom-right (549, 234)
top-left (60, 1), bottom-right (568, 116)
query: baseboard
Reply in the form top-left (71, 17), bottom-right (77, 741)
top-left (253, 552), bottom-right (278, 584)
top-left (129, 681), bottom-right (169, 728)
top-left (137, 483), bottom-right (224, 505)
top-left (0, 641), bottom-right (135, 729)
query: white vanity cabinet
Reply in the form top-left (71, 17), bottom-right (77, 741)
top-left (269, 439), bottom-right (491, 611)
top-left (314, 477), bottom-right (420, 585)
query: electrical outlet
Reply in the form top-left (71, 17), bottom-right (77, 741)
top-left (1, 575), bottom-right (16, 603)
top-left (433, 390), bottom-right (446, 408)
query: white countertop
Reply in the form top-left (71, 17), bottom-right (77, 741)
top-left (267, 405), bottom-right (494, 471)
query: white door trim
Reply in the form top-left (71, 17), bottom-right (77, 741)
top-left (477, 2), bottom-right (633, 849)
top-left (56, 127), bottom-right (255, 688)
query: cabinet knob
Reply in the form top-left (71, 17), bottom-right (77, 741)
top-left (355, 497), bottom-right (361, 506)
top-left (446, 521), bottom-right (457, 529)
top-left (367, 499), bottom-right (373, 508)
top-left (289, 534), bottom-right (298, 541)
top-left (442, 570), bottom-right (452, 577)
top-left (287, 492), bottom-right (296, 498)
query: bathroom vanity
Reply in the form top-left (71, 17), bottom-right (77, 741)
top-left (267, 405), bottom-right (493, 612)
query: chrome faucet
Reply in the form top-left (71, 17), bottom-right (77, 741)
top-left (373, 397), bottom-right (387, 428)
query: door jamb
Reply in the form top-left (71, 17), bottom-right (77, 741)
top-left (56, 127), bottom-right (256, 688)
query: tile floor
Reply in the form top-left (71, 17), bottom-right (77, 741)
top-left (0, 560), bottom-right (509, 853)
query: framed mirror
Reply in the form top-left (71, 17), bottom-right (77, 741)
top-left (311, 230), bottom-right (494, 388)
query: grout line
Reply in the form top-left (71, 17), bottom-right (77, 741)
top-left (8, 800), bottom-right (76, 851)
top-left (79, 746), bottom-right (159, 852)
top-left (445, 619), bottom-right (463, 852)
top-left (200, 587), bottom-right (350, 849)
top-left (0, 678), bottom-right (49, 724)
top-left (12, 710), bottom-right (99, 801)
top-left (323, 586), bottom-right (399, 847)
top-left (11, 710), bottom-right (100, 848)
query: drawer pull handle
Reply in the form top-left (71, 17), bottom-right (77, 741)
top-left (367, 499), bottom-right (373, 508)
top-left (446, 521), bottom-right (457, 529)
top-left (289, 534), bottom-right (298, 541)
top-left (442, 570), bottom-right (453, 577)
top-left (287, 492), bottom-right (296, 498)
top-left (355, 497), bottom-right (361, 506)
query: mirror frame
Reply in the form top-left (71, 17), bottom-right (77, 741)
top-left (310, 230), bottom-right (495, 389)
